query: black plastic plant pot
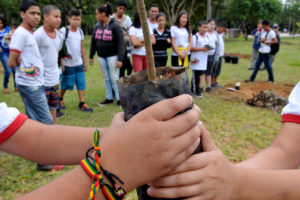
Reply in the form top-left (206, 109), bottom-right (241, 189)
top-left (231, 56), bottom-right (239, 64)
top-left (117, 66), bottom-right (202, 200)
top-left (224, 55), bottom-right (232, 63)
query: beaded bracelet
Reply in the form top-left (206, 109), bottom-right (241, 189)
top-left (80, 129), bottom-right (126, 200)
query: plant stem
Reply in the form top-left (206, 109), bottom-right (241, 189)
top-left (136, 0), bottom-right (156, 81)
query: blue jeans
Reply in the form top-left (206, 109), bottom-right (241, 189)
top-left (0, 51), bottom-right (16, 88)
top-left (97, 56), bottom-right (120, 101)
top-left (250, 53), bottom-right (274, 82)
top-left (18, 85), bottom-right (53, 125)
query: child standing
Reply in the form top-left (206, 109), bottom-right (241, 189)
top-left (129, 11), bottom-right (155, 72)
top-left (211, 22), bottom-right (227, 89)
top-left (170, 10), bottom-right (192, 67)
top-left (34, 5), bottom-right (62, 123)
top-left (190, 21), bottom-right (209, 98)
top-left (152, 12), bottom-right (171, 67)
top-left (59, 9), bottom-right (92, 112)
top-left (8, 0), bottom-right (63, 172)
top-left (0, 15), bottom-right (16, 94)
top-left (205, 19), bottom-right (217, 92)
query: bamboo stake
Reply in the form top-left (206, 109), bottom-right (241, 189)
top-left (136, 0), bottom-right (156, 81)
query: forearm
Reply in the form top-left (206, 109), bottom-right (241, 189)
top-left (191, 47), bottom-right (207, 52)
top-left (81, 48), bottom-right (87, 67)
top-left (237, 167), bottom-right (300, 200)
top-left (0, 119), bottom-right (107, 165)
top-left (172, 43), bottom-right (180, 55)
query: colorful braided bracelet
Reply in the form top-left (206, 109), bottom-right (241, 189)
top-left (80, 129), bottom-right (126, 200)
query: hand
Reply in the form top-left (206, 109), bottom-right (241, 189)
top-left (61, 65), bottom-right (65, 73)
top-left (179, 52), bottom-right (186, 60)
top-left (147, 127), bottom-right (239, 200)
top-left (17, 57), bottom-right (21, 66)
top-left (89, 59), bottom-right (93, 66)
top-left (167, 38), bottom-right (171, 44)
top-left (100, 95), bottom-right (202, 191)
top-left (203, 47), bottom-right (210, 52)
top-left (84, 64), bottom-right (88, 72)
top-left (116, 61), bottom-right (123, 68)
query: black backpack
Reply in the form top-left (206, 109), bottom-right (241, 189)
top-left (58, 27), bottom-right (70, 60)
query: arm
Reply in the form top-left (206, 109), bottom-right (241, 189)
top-left (130, 35), bottom-right (144, 48)
top-left (115, 25), bottom-right (124, 67)
top-left (7, 95), bottom-right (202, 199)
top-left (89, 28), bottom-right (96, 65)
top-left (0, 119), bottom-right (105, 165)
top-left (8, 51), bottom-right (20, 68)
top-left (81, 40), bottom-right (88, 71)
top-left (266, 36), bottom-right (278, 45)
top-left (191, 46), bottom-right (209, 52)
top-left (171, 37), bottom-right (182, 57)
top-left (184, 35), bottom-right (193, 55)
top-left (151, 34), bottom-right (156, 45)
top-left (147, 125), bottom-right (300, 200)
top-left (237, 122), bottom-right (300, 169)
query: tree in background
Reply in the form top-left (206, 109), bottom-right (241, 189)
top-left (225, 0), bottom-right (282, 40)
top-left (277, 0), bottom-right (300, 34)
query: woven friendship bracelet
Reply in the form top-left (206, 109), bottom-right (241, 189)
top-left (80, 129), bottom-right (126, 200)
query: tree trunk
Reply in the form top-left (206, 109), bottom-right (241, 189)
top-left (136, 0), bottom-right (156, 81)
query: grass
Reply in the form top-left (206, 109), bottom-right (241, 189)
top-left (0, 36), bottom-right (300, 199)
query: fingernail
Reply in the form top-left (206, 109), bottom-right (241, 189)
top-left (188, 95), bottom-right (193, 103)
top-left (147, 187), bottom-right (154, 196)
top-left (194, 137), bottom-right (201, 146)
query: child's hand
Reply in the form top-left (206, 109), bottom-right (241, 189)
top-left (147, 128), bottom-right (239, 200)
top-left (167, 38), bottom-right (171, 44)
top-left (100, 95), bottom-right (202, 191)
top-left (89, 59), bottom-right (93, 66)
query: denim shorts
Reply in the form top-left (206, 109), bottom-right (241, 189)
top-left (61, 64), bottom-right (86, 90)
top-left (17, 85), bottom-right (53, 125)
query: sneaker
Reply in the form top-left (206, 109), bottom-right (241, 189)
top-left (79, 104), bottom-right (93, 112)
top-left (56, 110), bottom-right (65, 119)
top-left (98, 99), bottom-right (113, 106)
top-left (206, 87), bottom-right (212, 93)
top-left (248, 67), bottom-right (254, 70)
top-left (245, 79), bottom-right (254, 83)
top-left (3, 88), bottom-right (9, 94)
top-left (117, 101), bottom-right (121, 106)
top-left (36, 164), bottom-right (64, 172)
top-left (195, 89), bottom-right (204, 98)
top-left (60, 100), bottom-right (66, 109)
top-left (214, 82), bottom-right (222, 88)
top-left (211, 83), bottom-right (217, 89)
top-left (267, 80), bottom-right (274, 83)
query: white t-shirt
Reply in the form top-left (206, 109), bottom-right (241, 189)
top-left (281, 82), bottom-right (300, 124)
top-left (190, 33), bottom-right (209, 71)
top-left (0, 102), bottom-right (28, 144)
top-left (170, 26), bottom-right (191, 56)
top-left (34, 26), bottom-right (63, 87)
top-left (218, 33), bottom-right (225, 57)
top-left (259, 29), bottom-right (276, 54)
top-left (113, 14), bottom-right (132, 29)
top-left (129, 26), bottom-right (153, 56)
top-left (206, 31), bottom-right (217, 56)
top-left (60, 27), bottom-right (84, 67)
top-left (147, 19), bottom-right (158, 32)
top-left (10, 26), bottom-right (44, 86)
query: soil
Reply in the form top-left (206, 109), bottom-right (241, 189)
top-left (212, 81), bottom-right (294, 103)
top-left (226, 53), bottom-right (252, 59)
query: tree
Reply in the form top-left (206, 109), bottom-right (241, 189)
top-left (226, 0), bottom-right (282, 40)
top-left (278, 0), bottom-right (300, 34)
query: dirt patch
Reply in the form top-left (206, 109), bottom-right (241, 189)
top-left (226, 53), bottom-right (252, 59)
top-left (212, 82), bottom-right (294, 103)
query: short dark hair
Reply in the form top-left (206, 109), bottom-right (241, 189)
top-left (149, 4), bottom-right (159, 10)
top-left (198, 20), bottom-right (208, 27)
top-left (174, 10), bottom-right (191, 34)
top-left (262, 19), bottom-right (270, 26)
top-left (97, 3), bottom-right (113, 17)
top-left (117, 0), bottom-right (128, 9)
top-left (218, 21), bottom-right (227, 28)
top-left (0, 15), bottom-right (7, 27)
top-left (133, 11), bottom-right (141, 28)
top-left (156, 12), bottom-right (167, 21)
top-left (69, 9), bottom-right (81, 17)
top-left (208, 18), bottom-right (216, 24)
top-left (42, 5), bottom-right (60, 15)
top-left (20, 0), bottom-right (39, 12)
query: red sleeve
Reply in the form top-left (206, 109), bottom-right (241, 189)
top-left (282, 114), bottom-right (300, 125)
top-left (0, 113), bottom-right (28, 144)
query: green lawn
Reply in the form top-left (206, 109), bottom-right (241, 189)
top-left (0, 37), bottom-right (300, 200)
